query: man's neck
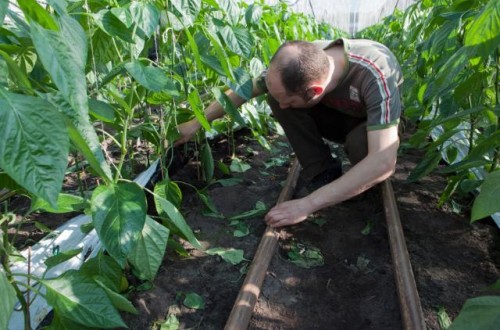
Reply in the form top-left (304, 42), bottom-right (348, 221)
top-left (324, 46), bottom-right (346, 94)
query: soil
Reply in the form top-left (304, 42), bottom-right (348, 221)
top-left (119, 130), bottom-right (500, 330)
top-left (5, 129), bottom-right (499, 329)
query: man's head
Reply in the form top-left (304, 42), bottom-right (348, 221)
top-left (266, 41), bottom-right (331, 109)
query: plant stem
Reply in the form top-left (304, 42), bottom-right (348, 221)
top-left (491, 50), bottom-right (500, 172)
top-left (1, 222), bottom-right (31, 330)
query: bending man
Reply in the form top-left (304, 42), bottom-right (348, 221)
top-left (175, 38), bottom-right (403, 228)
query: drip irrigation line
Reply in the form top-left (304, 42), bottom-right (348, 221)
top-left (225, 158), bottom-right (301, 330)
top-left (382, 179), bottom-right (426, 330)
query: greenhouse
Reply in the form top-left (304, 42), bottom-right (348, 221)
top-left (1, 0), bottom-right (499, 329)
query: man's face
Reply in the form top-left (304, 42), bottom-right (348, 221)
top-left (265, 70), bottom-right (322, 109)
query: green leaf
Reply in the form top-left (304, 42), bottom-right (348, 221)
top-left (125, 61), bottom-right (179, 93)
top-left (0, 91), bottom-right (68, 207)
top-left (218, 26), bottom-right (254, 59)
top-left (88, 99), bottom-right (115, 123)
top-left (183, 292), bottom-right (205, 309)
top-left (214, 178), bottom-right (243, 187)
top-left (0, 269), bottom-right (17, 330)
top-left (128, 2), bottom-right (160, 38)
top-left (407, 150), bottom-right (442, 182)
top-left (449, 296), bottom-right (500, 330)
top-left (203, 26), bottom-right (235, 80)
top-left (464, 0), bottom-right (500, 60)
top-left (0, 50), bottom-right (33, 92)
top-left (31, 16), bottom-right (112, 182)
top-left (221, 67), bottom-right (253, 100)
top-left (154, 195), bottom-right (203, 250)
top-left (166, 0), bottom-right (202, 31)
top-left (230, 220), bottom-right (249, 237)
top-left (229, 201), bottom-right (267, 220)
top-left (80, 252), bottom-right (122, 293)
top-left (42, 270), bottom-right (126, 328)
top-left (18, 0), bottom-right (58, 31)
top-left (154, 178), bottom-right (182, 209)
top-left (201, 142), bottom-right (214, 181)
top-left (211, 87), bottom-right (246, 126)
top-left (31, 193), bottom-right (86, 213)
top-left (206, 247), bottom-right (245, 265)
top-left (93, 10), bottom-right (135, 43)
top-left (187, 89), bottom-right (211, 131)
top-left (93, 278), bottom-right (137, 314)
top-left (287, 241), bottom-right (324, 269)
top-left (230, 158), bottom-right (251, 173)
top-left (196, 190), bottom-right (219, 214)
top-left (471, 171), bottom-right (500, 221)
top-left (91, 182), bottom-right (147, 266)
top-left (44, 248), bottom-right (83, 270)
top-left (245, 3), bottom-right (263, 26)
top-left (129, 216), bottom-right (169, 281)
top-left (437, 306), bottom-right (452, 330)
top-left (216, 0), bottom-right (240, 25)
top-left (160, 314), bottom-right (180, 330)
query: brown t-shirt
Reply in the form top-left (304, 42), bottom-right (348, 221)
top-left (257, 38), bottom-right (404, 131)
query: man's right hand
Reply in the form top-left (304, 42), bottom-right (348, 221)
top-left (174, 119), bottom-right (201, 146)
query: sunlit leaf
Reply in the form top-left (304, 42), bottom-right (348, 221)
top-left (167, 0), bottom-right (202, 31)
top-left (0, 91), bottom-right (68, 207)
top-left (31, 193), bottom-right (86, 213)
top-left (93, 10), bottom-right (135, 43)
top-left (18, 0), bottom-right (58, 30)
top-left (154, 178), bottom-right (182, 209)
top-left (187, 89), bottom-right (211, 131)
top-left (221, 67), bottom-right (253, 100)
top-left (129, 216), bottom-right (169, 281)
top-left (91, 182), bottom-right (147, 266)
top-left (42, 270), bottom-right (126, 328)
top-left (44, 248), bottom-right (83, 270)
top-left (464, 0), bottom-right (500, 60)
top-left (125, 61), bottom-right (179, 93)
top-left (218, 25), bottom-right (254, 59)
top-left (211, 87), bottom-right (246, 126)
top-left (128, 2), bottom-right (160, 38)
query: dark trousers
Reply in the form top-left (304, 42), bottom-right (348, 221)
top-left (268, 95), bottom-right (368, 182)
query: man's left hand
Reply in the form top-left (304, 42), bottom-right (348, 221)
top-left (264, 198), bottom-right (313, 228)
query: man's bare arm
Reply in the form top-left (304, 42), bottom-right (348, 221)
top-left (265, 125), bottom-right (400, 227)
top-left (175, 79), bottom-right (266, 146)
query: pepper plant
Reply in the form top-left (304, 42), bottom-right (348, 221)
top-left (0, 0), bottom-right (339, 328)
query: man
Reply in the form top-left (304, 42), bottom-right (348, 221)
top-left (175, 38), bottom-right (403, 228)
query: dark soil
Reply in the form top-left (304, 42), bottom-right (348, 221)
top-left (118, 131), bottom-right (500, 330)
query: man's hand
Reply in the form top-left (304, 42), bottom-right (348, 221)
top-left (264, 198), bottom-right (314, 228)
top-left (174, 119), bottom-right (201, 146)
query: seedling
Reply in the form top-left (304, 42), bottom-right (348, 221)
top-left (287, 240), bottom-right (324, 269)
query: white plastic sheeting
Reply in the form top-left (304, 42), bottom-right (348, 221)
top-left (246, 0), bottom-right (416, 35)
top-left (6, 160), bottom-right (159, 330)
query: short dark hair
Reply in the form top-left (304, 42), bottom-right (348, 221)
top-left (270, 41), bottom-right (329, 95)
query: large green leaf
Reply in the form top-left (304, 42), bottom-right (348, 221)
top-left (464, 0), bottom-right (500, 59)
top-left (203, 26), bottom-right (235, 80)
top-left (154, 194), bottom-right (203, 249)
top-left (42, 270), bottom-right (126, 328)
top-left (154, 178), bottom-right (182, 209)
top-left (41, 93), bottom-right (113, 183)
top-left (92, 10), bottom-right (135, 43)
top-left (166, 0), bottom-right (202, 31)
top-left (0, 90), bottom-right (68, 207)
top-left (449, 296), bottom-right (500, 330)
top-left (215, 0), bottom-right (240, 26)
top-left (128, 216), bottom-right (169, 281)
top-left (471, 171), bottom-right (500, 221)
top-left (201, 142), bottom-right (214, 182)
top-left (31, 16), bottom-right (112, 182)
top-left (91, 182), bottom-right (147, 266)
top-left (125, 61), bottom-right (179, 93)
top-left (245, 3), bottom-right (263, 26)
top-left (128, 2), bottom-right (160, 38)
top-left (93, 278), bottom-right (137, 314)
top-left (0, 268), bottom-right (16, 330)
top-left (218, 25), bottom-right (254, 59)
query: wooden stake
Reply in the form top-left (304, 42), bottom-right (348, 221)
top-left (224, 158), bottom-right (301, 330)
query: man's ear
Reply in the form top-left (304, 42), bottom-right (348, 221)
top-left (308, 85), bottom-right (324, 96)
